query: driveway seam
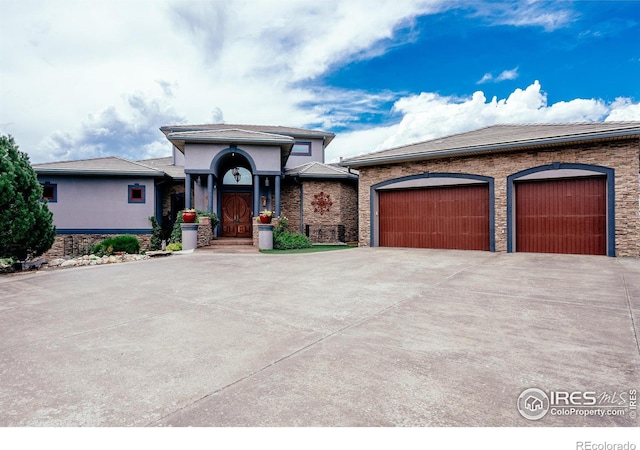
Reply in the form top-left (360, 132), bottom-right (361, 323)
top-left (621, 273), bottom-right (640, 357)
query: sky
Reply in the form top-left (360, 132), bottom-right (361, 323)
top-left (1, 0), bottom-right (639, 165)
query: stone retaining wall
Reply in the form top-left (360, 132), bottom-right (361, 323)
top-left (43, 234), bottom-right (153, 261)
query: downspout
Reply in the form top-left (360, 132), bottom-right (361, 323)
top-left (293, 176), bottom-right (304, 234)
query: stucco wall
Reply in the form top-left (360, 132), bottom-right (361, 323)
top-left (37, 176), bottom-right (156, 231)
top-left (356, 139), bottom-right (640, 257)
top-left (184, 143), bottom-right (282, 173)
top-left (284, 138), bottom-right (326, 170)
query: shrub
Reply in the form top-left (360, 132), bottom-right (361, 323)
top-left (273, 215), bottom-right (312, 250)
top-left (274, 232), bottom-right (313, 250)
top-left (166, 242), bottom-right (182, 251)
top-left (170, 210), bottom-right (220, 243)
top-left (91, 235), bottom-right (140, 256)
top-left (169, 211), bottom-right (184, 243)
top-left (148, 216), bottom-right (163, 251)
top-left (0, 135), bottom-right (56, 260)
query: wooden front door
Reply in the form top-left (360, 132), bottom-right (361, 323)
top-left (222, 192), bottom-right (252, 237)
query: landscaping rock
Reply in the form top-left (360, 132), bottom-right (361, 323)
top-left (48, 258), bottom-right (66, 267)
top-left (60, 260), bottom-right (78, 268)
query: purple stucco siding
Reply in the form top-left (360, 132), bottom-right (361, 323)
top-left (37, 176), bottom-right (156, 232)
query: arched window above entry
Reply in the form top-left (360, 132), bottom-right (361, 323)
top-left (222, 167), bottom-right (252, 185)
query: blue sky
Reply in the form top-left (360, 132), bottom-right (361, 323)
top-left (1, 0), bottom-right (639, 164)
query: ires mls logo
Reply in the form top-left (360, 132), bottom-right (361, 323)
top-left (517, 388), bottom-right (637, 421)
top-left (517, 388), bottom-right (550, 420)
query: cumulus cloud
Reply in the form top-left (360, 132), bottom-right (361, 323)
top-left (0, 0), bottom-right (445, 161)
top-left (38, 88), bottom-right (185, 162)
top-left (328, 81), bottom-right (638, 161)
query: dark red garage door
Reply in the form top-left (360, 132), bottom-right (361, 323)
top-left (378, 184), bottom-right (490, 250)
top-left (515, 177), bottom-right (606, 255)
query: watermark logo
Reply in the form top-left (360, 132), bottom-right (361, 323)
top-left (517, 388), bottom-right (637, 421)
top-left (517, 388), bottom-right (550, 420)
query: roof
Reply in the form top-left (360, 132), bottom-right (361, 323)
top-left (33, 156), bottom-right (166, 177)
top-left (341, 122), bottom-right (640, 168)
top-left (166, 128), bottom-right (295, 147)
top-left (136, 156), bottom-right (185, 179)
top-left (160, 123), bottom-right (336, 146)
top-left (285, 161), bottom-right (358, 180)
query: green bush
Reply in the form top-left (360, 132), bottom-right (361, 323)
top-left (0, 135), bottom-right (56, 260)
top-left (273, 215), bottom-right (312, 250)
top-left (166, 242), bottom-right (182, 251)
top-left (169, 210), bottom-right (220, 244)
top-left (148, 216), bottom-right (163, 251)
top-left (274, 232), bottom-right (313, 250)
top-left (91, 235), bottom-right (140, 256)
top-left (170, 211), bottom-right (184, 243)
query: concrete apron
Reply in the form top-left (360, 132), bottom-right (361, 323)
top-left (0, 248), bottom-right (638, 426)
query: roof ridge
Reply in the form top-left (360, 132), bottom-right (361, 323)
top-left (110, 156), bottom-right (163, 172)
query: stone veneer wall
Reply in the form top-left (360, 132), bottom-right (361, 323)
top-left (44, 234), bottom-right (153, 260)
top-left (356, 138), bottom-right (640, 257)
top-left (197, 219), bottom-right (213, 247)
top-left (301, 180), bottom-right (359, 244)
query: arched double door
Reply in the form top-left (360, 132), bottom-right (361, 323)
top-left (221, 192), bottom-right (252, 237)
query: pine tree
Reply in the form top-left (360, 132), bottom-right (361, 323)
top-left (0, 135), bottom-right (56, 260)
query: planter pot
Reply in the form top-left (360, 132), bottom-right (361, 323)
top-left (259, 214), bottom-right (272, 224)
top-left (182, 211), bottom-right (197, 223)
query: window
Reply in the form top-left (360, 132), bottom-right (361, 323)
top-left (222, 167), bottom-right (252, 185)
top-left (291, 142), bottom-right (312, 156)
top-left (40, 182), bottom-right (57, 202)
top-left (128, 184), bottom-right (146, 203)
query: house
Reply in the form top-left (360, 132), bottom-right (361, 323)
top-left (33, 124), bottom-right (358, 258)
top-left (159, 124), bottom-right (358, 244)
top-left (341, 122), bottom-right (640, 257)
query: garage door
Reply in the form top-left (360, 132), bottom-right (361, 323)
top-left (378, 184), bottom-right (490, 250)
top-left (515, 177), bottom-right (606, 255)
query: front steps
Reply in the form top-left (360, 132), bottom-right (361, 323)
top-left (197, 237), bottom-right (258, 254)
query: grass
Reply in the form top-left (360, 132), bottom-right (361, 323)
top-left (260, 245), bottom-right (358, 254)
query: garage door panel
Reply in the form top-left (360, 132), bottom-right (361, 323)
top-left (515, 177), bottom-right (606, 255)
top-left (379, 184), bottom-right (490, 250)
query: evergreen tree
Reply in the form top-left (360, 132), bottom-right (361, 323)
top-left (0, 135), bottom-right (56, 260)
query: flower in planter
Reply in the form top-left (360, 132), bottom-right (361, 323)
top-left (257, 210), bottom-right (274, 223)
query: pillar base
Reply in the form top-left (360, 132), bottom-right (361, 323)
top-left (181, 223), bottom-right (199, 251)
top-left (258, 224), bottom-right (274, 250)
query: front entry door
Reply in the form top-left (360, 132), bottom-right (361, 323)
top-left (222, 192), bottom-right (252, 237)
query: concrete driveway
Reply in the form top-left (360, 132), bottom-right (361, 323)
top-left (0, 248), bottom-right (638, 427)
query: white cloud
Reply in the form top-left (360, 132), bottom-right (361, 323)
top-left (604, 98), bottom-right (640, 121)
top-left (496, 68), bottom-right (519, 81)
top-left (477, 67), bottom-right (519, 84)
top-left (469, 1), bottom-right (576, 31)
top-left (0, 0), bottom-right (444, 162)
top-left (328, 81), bottom-right (639, 161)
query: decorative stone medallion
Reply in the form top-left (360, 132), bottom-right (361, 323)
top-left (312, 191), bottom-right (333, 215)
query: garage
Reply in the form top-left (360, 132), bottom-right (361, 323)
top-left (514, 177), bottom-right (607, 255)
top-left (378, 184), bottom-right (490, 250)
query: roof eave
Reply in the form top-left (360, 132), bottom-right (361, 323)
top-left (341, 129), bottom-right (640, 168)
top-left (34, 169), bottom-right (165, 177)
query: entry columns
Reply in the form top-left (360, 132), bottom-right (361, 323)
top-left (274, 175), bottom-right (281, 217)
top-left (253, 174), bottom-right (260, 216)
top-left (185, 173), bottom-right (192, 209)
top-left (207, 173), bottom-right (214, 212)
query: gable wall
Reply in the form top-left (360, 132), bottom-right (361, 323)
top-left (357, 139), bottom-right (640, 256)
